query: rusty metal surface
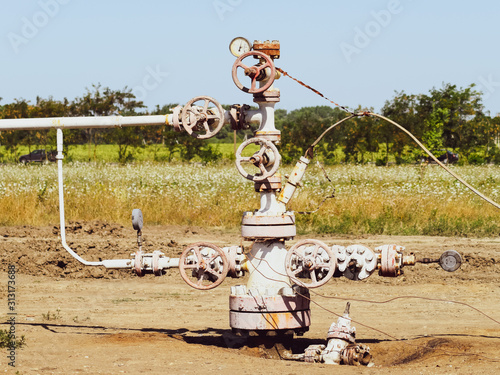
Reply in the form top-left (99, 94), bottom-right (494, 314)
top-left (377, 244), bottom-right (404, 277)
top-left (278, 156), bottom-right (310, 205)
top-left (229, 309), bottom-right (311, 331)
top-left (224, 246), bottom-right (245, 278)
top-left (253, 89), bottom-right (281, 103)
top-left (229, 294), bottom-right (310, 312)
top-left (303, 345), bottom-right (325, 363)
top-left (341, 345), bottom-right (372, 366)
top-left (254, 174), bottom-right (282, 192)
top-left (253, 130), bottom-right (281, 142)
top-left (252, 40), bottom-right (280, 59)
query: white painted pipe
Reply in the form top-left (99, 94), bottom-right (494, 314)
top-left (0, 115), bottom-right (172, 131)
top-left (0, 109), bottom-right (238, 132)
top-left (244, 110), bottom-right (262, 125)
top-left (101, 259), bottom-right (133, 269)
top-left (57, 128), bottom-right (102, 266)
top-left (101, 256), bottom-right (179, 270)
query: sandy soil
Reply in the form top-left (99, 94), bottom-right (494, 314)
top-left (1, 222), bottom-right (499, 374)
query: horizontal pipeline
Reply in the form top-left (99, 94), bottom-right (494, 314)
top-left (0, 114), bottom-right (173, 131)
top-left (0, 109), bottom-right (264, 132)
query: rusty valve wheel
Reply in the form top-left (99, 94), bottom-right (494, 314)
top-left (232, 51), bottom-right (276, 94)
top-left (285, 239), bottom-right (336, 288)
top-left (179, 242), bottom-right (229, 290)
top-left (235, 137), bottom-right (281, 182)
top-left (181, 96), bottom-right (225, 139)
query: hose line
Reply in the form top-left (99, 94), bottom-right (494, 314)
top-left (305, 112), bottom-right (500, 211)
top-left (368, 112), bottom-right (500, 210)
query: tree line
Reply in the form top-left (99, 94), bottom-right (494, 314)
top-left (1, 82), bottom-right (499, 164)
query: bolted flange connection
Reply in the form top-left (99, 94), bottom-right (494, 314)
top-left (334, 245), bottom-right (377, 280)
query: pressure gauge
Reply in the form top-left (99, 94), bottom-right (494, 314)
top-left (229, 37), bottom-right (251, 57)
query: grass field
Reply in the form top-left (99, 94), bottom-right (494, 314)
top-left (1, 161), bottom-right (499, 237)
top-left (4, 143), bottom-right (240, 163)
top-left (3, 143), bottom-right (387, 164)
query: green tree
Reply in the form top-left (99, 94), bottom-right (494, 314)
top-left (278, 106), bottom-right (345, 163)
top-left (382, 84), bottom-right (486, 162)
top-left (381, 92), bottom-right (423, 163)
top-left (422, 106), bottom-right (448, 156)
top-left (0, 99), bottom-right (33, 161)
top-left (426, 83), bottom-right (484, 153)
top-left (72, 84), bottom-right (145, 162)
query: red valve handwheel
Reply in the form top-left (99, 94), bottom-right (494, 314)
top-left (232, 51), bottom-right (276, 94)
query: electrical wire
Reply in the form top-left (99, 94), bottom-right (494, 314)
top-left (303, 114), bottom-right (357, 158)
top-left (276, 68), bottom-right (356, 115)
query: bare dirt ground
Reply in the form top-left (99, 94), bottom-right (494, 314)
top-left (1, 222), bottom-right (499, 374)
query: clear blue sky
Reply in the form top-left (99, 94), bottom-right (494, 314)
top-left (1, 0), bottom-right (499, 115)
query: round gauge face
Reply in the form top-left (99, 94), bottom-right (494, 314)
top-left (229, 37), bottom-right (251, 57)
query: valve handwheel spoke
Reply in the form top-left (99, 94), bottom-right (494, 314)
top-left (232, 51), bottom-right (276, 94)
top-left (311, 244), bottom-right (320, 259)
top-left (179, 242), bottom-right (229, 290)
top-left (309, 270), bottom-right (318, 284)
top-left (290, 264), bottom-right (303, 276)
top-left (285, 239), bottom-right (336, 288)
top-left (181, 96), bottom-right (224, 139)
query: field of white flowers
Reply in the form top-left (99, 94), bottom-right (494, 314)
top-left (1, 162), bottom-right (500, 236)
